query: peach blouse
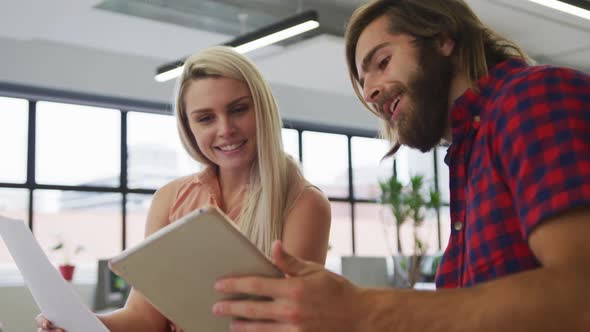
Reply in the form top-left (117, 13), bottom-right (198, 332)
top-left (167, 167), bottom-right (246, 224)
top-left (167, 167), bottom-right (313, 225)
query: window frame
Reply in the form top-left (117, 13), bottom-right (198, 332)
top-left (0, 83), bottom-right (448, 256)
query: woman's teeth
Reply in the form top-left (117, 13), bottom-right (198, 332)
top-left (218, 142), bottom-right (244, 151)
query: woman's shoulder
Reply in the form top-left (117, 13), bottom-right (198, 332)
top-left (154, 169), bottom-right (211, 202)
top-left (285, 183), bottom-right (330, 223)
top-left (296, 186), bottom-right (330, 210)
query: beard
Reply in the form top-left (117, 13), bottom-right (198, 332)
top-left (395, 42), bottom-right (453, 152)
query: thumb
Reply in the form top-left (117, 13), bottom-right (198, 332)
top-left (272, 240), bottom-right (320, 277)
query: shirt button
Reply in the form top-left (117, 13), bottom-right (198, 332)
top-left (453, 221), bottom-right (464, 231)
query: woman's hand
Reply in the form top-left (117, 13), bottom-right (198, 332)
top-left (35, 314), bottom-right (65, 332)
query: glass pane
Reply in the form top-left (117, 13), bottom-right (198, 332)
top-left (398, 208), bottom-right (440, 255)
top-left (125, 193), bottom-right (153, 248)
top-left (354, 203), bottom-right (397, 256)
top-left (302, 132), bottom-right (349, 198)
top-left (421, 208), bottom-right (441, 254)
top-left (351, 137), bottom-right (394, 200)
top-left (439, 206), bottom-right (451, 251)
top-left (0, 97), bottom-right (28, 183)
top-left (327, 202), bottom-right (352, 257)
top-left (436, 146), bottom-right (450, 203)
top-left (281, 128), bottom-right (299, 161)
top-left (395, 146), bottom-right (435, 188)
top-left (127, 112), bottom-right (201, 189)
top-left (33, 190), bottom-right (122, 265)
top-left (36, 102), bottom-right (121, 186)
top-left (0, 188), bottom-right (29, 266)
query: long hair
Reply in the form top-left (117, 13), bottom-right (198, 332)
top-left (344, 0), bottom-right (530, 148)
top-left (174, 46), bottom-right (300, 256)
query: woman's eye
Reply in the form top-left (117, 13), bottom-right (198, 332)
top-left (196, 115), bottom-right (213, 123)
top-left (378, 56), bottom-right (390, 70)
top-left (231, 106), bottom-right (248, 114)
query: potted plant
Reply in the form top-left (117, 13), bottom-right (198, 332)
top-left (379, 174), bottom-right (441, 287)
top-left (50, 234), bottom-right (84, 282)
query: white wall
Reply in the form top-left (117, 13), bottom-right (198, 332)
top-left (0, 285), bottom-right (38, 332)
top-left (0, 37), bottom-right (379, 132)
top-left (0, 283), bottom-right (95, 332)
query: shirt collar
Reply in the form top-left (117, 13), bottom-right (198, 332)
top-left (445, 58), bottom-right (529, 165)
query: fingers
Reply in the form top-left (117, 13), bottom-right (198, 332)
top-left (271, 240), bottom-right (321, 277)
top-left (215, 241), bottom-right (324, 299)
top-left (34, 314), bottom-right (65, 332)
top-left (213, 299), bottom-right (297, 323)
top-left (215, 275), bottom-right (294, 299)
top-left (35, 314), bottom-right (47, 327)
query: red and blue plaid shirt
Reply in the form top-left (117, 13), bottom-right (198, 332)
top-left (435, 59), bottom-right (590, 288)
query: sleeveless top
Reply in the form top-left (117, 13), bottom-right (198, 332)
top-left (167, 166), bottom-right (314, 226)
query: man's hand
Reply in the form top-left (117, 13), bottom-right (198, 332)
top-left (212, 240), bottom-right (370, 332)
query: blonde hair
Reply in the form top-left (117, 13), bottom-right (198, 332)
top-left (344, 0), bottom-right (530, 149)
top-left (174, 46), bottom-right (301, 255)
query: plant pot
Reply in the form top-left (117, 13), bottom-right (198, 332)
top-left (59, 264), bottom-right (76, 282)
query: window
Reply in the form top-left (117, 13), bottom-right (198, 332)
top-left (395, 145), bottom-right (435, 187)
top-left (125, 193), bottom-right (153, 248)
top-left (33, 190), bottom-right (122, 264)
top-left (354, 203), bottom-right (397, 256)
top-left (0, 91), bottom-right (450, 285)
top-left (394, 208), bottom-right (440, 255)
top-left (327, 202), bottom-right (353, 257)
top-left (0, 97), bottom-right (28, 184)
top-left (436, 146), bottom-right (450, 202)
top-left (418, 208), bottom-right (441, 255)
top-left (127, 112), bottom-right (200, 189)
top-left (439, 206), bottom-right (451, 251)
top-left (0, 188), bottom-right (29, 265)
top-left (36, 102), bottom-right (121, 187)
top-left (281, 128), bottom-right (299, 161)
top-left (351, 137), bottom-right (394, 200)
top-left (302, 131), bottom-right (349, 198)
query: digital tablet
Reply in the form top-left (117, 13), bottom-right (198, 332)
top-left (109, 206), bottom-right (283, 332)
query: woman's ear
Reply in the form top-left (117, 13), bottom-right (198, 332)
top-left (437, 33), bottom-right (455, 57)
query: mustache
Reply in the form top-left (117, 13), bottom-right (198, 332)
top-left (372, 84), bottom-right (408, 115)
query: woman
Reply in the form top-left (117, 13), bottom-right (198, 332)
top-left (36, 46), bottom-right (331, 332)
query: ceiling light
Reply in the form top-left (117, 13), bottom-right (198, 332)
top-left (525, 0), bottom-right (590, 21)
top-left (155, 10), bottom-right (319, 82)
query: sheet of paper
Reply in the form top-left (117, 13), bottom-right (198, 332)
top-left (0, 216), bottom-right (109, 332)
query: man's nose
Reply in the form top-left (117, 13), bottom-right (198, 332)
top-left (364, 84), bottom-right (382, 103)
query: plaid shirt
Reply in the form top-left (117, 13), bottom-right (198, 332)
top-left (435, 59), bottom-right (590, 288)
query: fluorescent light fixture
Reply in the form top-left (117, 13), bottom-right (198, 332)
top-left (155, 64), bottom-right (184, 83)
top-left (155, 10), bottom-right (319, 82)
top-left (234, 20), bottom-right (319, 54)
top-left (526, 0), bottom-right (590, 20)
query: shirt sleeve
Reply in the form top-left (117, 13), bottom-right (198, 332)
top-left (494, 66), bottom-right (590, 239)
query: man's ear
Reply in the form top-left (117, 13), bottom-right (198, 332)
top-left (437, 33), bottom-right (455, 57)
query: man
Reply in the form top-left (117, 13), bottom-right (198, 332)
top-left (212, 0), bottom-right (590, 331)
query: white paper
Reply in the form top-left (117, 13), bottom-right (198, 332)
top-left (0, 216), bottom-right (109, 332)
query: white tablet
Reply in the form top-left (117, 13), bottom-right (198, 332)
top-left (109, 206), bottom-right (283, 332)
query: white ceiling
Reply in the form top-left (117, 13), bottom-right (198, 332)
top-left (0, 0), bottom-right (588, 128)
